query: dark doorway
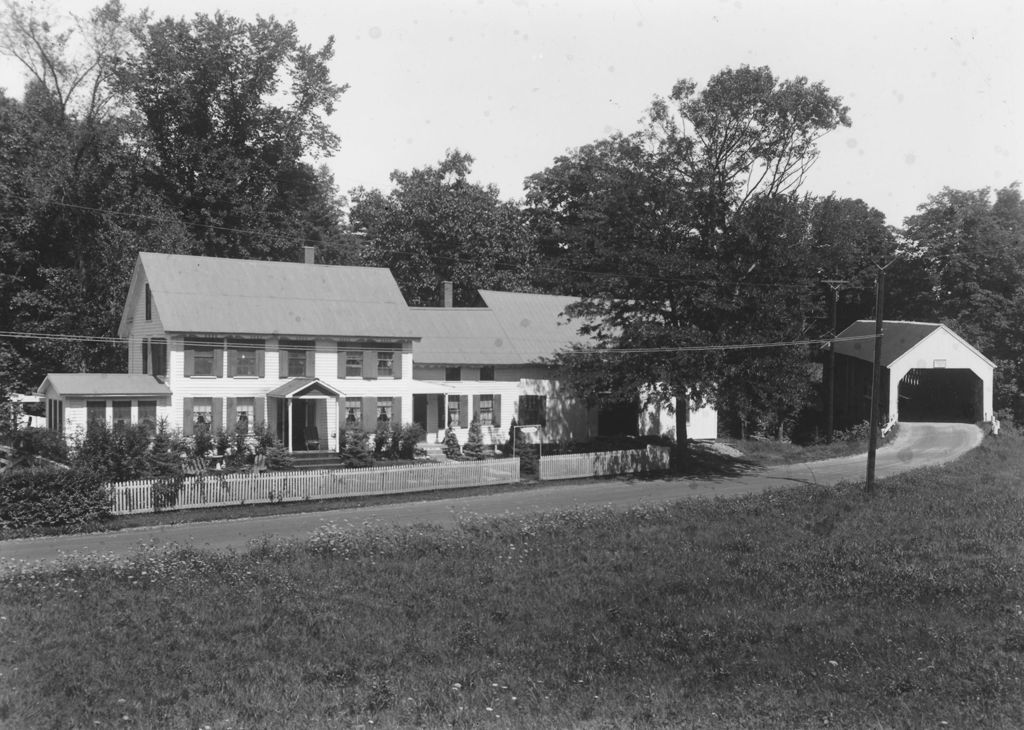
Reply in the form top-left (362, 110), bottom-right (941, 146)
top-left (413, 394), bottom-right (428, 433)
top-left (287, 400), bottom-right (318, 451)
top-left (898, 369), bottom-right (983, 423)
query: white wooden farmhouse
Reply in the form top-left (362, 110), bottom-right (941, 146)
top-left (37, 250), bottom-right (718, 451)
top-left (831, 320), bottom-right (995, 426)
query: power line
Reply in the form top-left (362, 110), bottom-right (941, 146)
top-left (0, 329), bottom-right (877, 355)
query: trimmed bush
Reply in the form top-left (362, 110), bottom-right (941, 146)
top-left (463, 419), bottom-right (484, 460)
top-left (397, 423), bottom-right (426, 460)
top-left (0, 466), bottom-right (111, 529)
top-left (442, 426), bottom-right (461, 458)
top-left (339, 428), bottom-right (372, 468)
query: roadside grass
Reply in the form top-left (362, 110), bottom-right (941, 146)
top-left (2, 435), bottom-right (1021, 729)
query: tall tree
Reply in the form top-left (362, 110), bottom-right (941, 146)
top-left (115, 11), bottom-right (347, 260)
top-left (527, 66), bottom-right (850, 464)
top-left (351, 150), bottom-right (538, 306)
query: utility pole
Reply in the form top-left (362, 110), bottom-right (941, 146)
top-left (865, 258), bottom-right (898, 492)
top-left (822, 279), bottom-right (848, 443)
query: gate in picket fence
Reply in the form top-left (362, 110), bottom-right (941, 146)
top-left (537, 445), bottom-right (670, 481)
top-left (108, 459), bottom-right (520, 515)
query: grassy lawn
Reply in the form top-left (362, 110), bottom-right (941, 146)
top-left (2, 433), bottom-right (1022, 728)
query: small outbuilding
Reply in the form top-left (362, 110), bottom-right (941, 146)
top-left (831, 321), bottom-right (994, 427)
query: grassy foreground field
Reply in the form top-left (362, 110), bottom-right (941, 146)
top-left (1, 433), bottom-right (1022, 729)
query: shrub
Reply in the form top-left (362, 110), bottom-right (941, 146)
top-left (151, 474), bottom-right (184, 511)
top-left (442, 426), bottom-right (461, 458)
top-left (0, 466), bottom-right (111, 529)
top-left (73, 423), bottom-right (153, 481)
top-left (397, 423), bottom-right (426, 459)
top-left (339, 428), bottom-right (372, 468)
top-left (10, 427), bottom-right (68, 465)
top-left (373, 421), bottom-right (394, 459)
top-left (463, 419), bottom-right (484, 460)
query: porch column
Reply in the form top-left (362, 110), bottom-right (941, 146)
top-left (287, 397), bottom-right (294, 453)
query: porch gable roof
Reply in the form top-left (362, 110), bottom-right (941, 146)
top-left (266, 377), bottom-right (344, 399)
top-left (37, 373), bottom-right (171, 399)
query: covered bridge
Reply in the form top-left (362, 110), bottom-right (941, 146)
top-left (831, 321), bottom-right (994, 427)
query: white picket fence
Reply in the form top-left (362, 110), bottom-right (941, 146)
top-left (108, 459), bottom-right (521, 515)
top-left (537, 445), bottom-right (671, 481)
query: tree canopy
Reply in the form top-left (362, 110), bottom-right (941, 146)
top-left (352, 150), bottom-right (538, 306)
top-left (528, 66), bottom-right (850, 460)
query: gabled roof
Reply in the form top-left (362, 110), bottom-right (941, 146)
top-left (832, 320), bottom-right (994, 368)
top-left (37, 374), bottom-right (171, 398)
top-left (266, 377), bottom-right (344, 399)
top-left (409, 290), bottom-right (594, 366)
top-left (121, 253), bottom-right (419, 339)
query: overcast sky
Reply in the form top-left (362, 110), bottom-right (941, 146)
top-left (2, 0), bottom-right (1021, 226)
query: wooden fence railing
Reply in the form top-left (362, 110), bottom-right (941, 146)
top-left (108, 459), bottom-right (521, 515)
top-left (537, 445), bottom-right (670, 481)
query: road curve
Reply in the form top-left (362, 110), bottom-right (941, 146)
top-left (0, 423), bottom-right (984, 571)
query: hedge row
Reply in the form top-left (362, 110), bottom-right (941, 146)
top-left (0, 467), bottom-right (111, 529)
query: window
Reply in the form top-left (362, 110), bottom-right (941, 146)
top-left (479, 366), bottom-right (494, 381)
top-left (518, 395), bottom-right (547, 427)
top-left (145, 283), bottom-right (152, 321)
top-left (234, 398), bottom-right (254, 434)
top-left (377, 351), bottom-right (394, 378)
top-left (280, 340), bottom-right (314, 378)
top-left (447, 398), bottom-right (461, 428)
top-left (142, 338), bottom-right (149, 374)
top-left (445, 366), bottom-right (461, 381)
top-left (192, 399), bottom-right (213, 434)
top-left (112, 401), bottom-right (131, 431)
top-left (345, 351), bottom-right (362, 377)
top-left (479, 394), bottom-right (494, 427)
top-left (151, 338), bottom-right (167, 377)
top-left (377, 397), bottom-right (393, 423)
top-left (86, 400), bottom-right (106, 433)
top-left (186, 339), bottom-right (220, 377)
top-left (138, 401), bottom-right (157, 435)
top-left (344, 398), bottom-right (362, 429)
top-left (229, 340), bottom-right (263, 377)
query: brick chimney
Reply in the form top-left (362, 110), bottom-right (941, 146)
top-left (303, 245), bottom-right (316, 264)
top-left (442, 281), bottom-right (453, 308)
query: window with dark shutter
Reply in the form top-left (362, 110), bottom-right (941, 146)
top-left (445, 366), bottom-right (461, 381)
top-left (151, 339), bottom-right (167, 377)
top-left (145, 283), bottom-right (152, 321)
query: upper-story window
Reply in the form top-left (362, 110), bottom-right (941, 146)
top-left (185, 338), bottom-right (222, 378)
top-left (151, 338), bottom-right (167, 377)
top-left (480, 365), bottom-right (495, 381)
top-left (145, 283), bottom-right (152, 321)
top-left (445, 366), bottom-right (461, 381)
top-left (345, 351), bottom-right (362, 377)
top-left (228, 339), bottom-right (264, 378)
top-left (280, 340), bottom-right (314, 378)
top-left (377, 351), bottom-right (394, 378)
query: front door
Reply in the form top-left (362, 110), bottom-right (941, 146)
top-left (290, 400), bottom-right (318, 451)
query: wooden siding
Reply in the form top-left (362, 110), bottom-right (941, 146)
top-left (124, 270), bottom-right (168, 375)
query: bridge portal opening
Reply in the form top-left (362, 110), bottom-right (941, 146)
top-left (898, 368), bottom-right (983, 423)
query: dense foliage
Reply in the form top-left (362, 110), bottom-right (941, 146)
top-left (0, 466), bottom-right (110, 528)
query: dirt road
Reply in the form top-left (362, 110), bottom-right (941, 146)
top-left (0, 422), bottom-right (984, 571)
